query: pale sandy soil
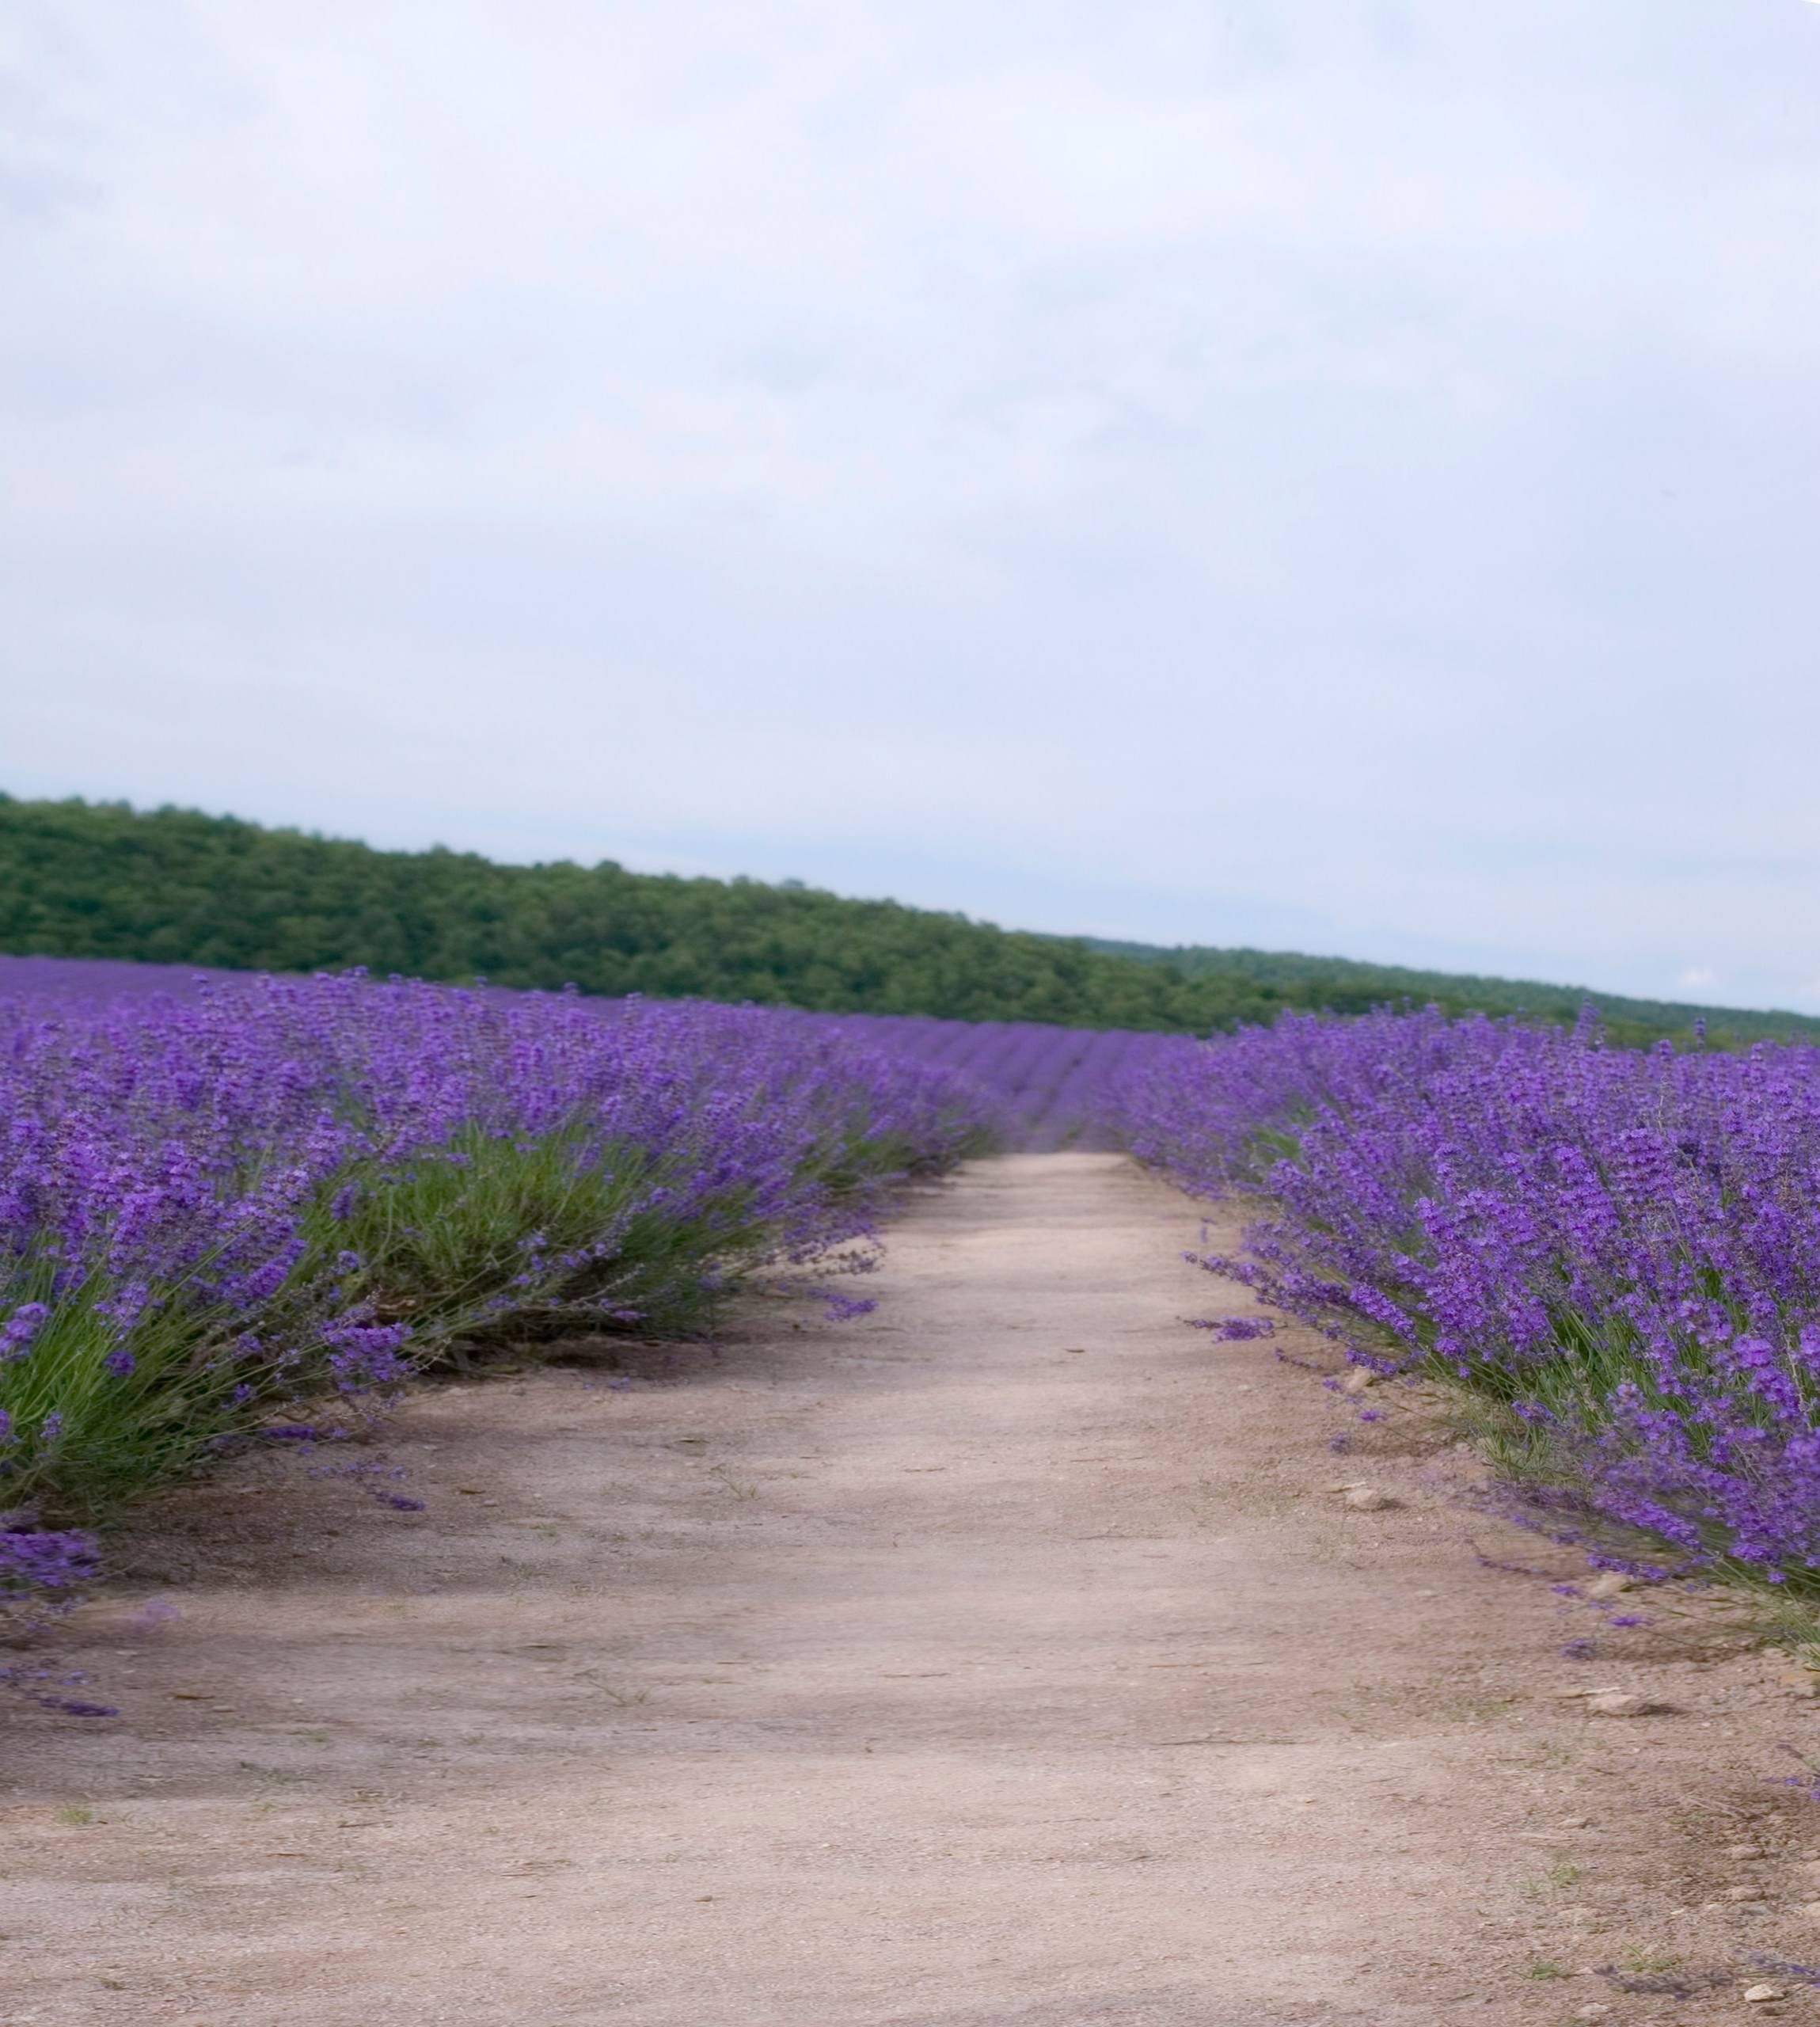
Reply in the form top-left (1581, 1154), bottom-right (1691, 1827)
top-left (5, 1154), bottom-right (1819, 2025)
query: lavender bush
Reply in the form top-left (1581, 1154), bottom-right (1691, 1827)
top-left (0, 971), bottom-right (987, 1592)
top-left (1105, 1006), bottom-right (1820, 1595)
top-left (830, 1014), bottom-right (1158, 1150)
top-left (0, 962), bottom-right (1165, 1154)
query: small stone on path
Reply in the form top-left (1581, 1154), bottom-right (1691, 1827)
top-left (1744, 1984), bottom-right (1786, 2004)
top-left (1343, 1487), bottom-right (1397, 1512)
top-left (1584, 1691), bottom-right (1651, 1717)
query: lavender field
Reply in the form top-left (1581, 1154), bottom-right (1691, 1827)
top-left (0, 958), bottom-right (1161, 1151)
top-left (13, 951), bottom-right (1820, 1634)
top-left (830, 1013), bottom-right (1153, 1151)
top-left (15, 955), bottom-right (1820, 2006)
top-left (0, 964), bottom-right (1001, 1619)
top-left (1108, 1006), bottom-right (1820, 1601)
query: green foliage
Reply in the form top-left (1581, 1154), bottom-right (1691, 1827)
top-left (313, 1128), bottom-right (784, 1352)
top-left (1078, 935), bottom-right (1820, 1048)
top-left (7, 1121), bottom-right (925, 1525)
top-left (0, 1259), bottom-right (319, 1517)
top-left (4, 793), bottom-right (1811, 1042)
top-left (0, 795), bottom-right (1275, 1030)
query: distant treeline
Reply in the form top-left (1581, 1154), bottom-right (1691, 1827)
top-left (1077, 937), bottom-right (1820, 1048)
top-left (2, 796), bottom-right (1811, 1044)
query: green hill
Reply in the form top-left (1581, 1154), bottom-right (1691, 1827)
top-left (1075, 937), bottom-right (1820, 1047)
top-left (2, 794), bottom-right (1811, 1044)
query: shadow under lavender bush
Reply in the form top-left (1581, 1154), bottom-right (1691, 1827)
top-left (1104, 1005), bottom-right (1820, 1609)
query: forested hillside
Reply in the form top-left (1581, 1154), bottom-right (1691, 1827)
top-left (3, 795), bottom-right (1811, 1042)
top-left (0, 797), bottom-right (1321, 1031)
top-left (1079, 936), bottom-right (1820, 1045)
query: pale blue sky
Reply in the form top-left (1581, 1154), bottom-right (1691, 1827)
top-left (6, 2), bottom-right (1820, 1009)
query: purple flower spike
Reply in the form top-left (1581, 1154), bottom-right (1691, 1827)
top-left (1, 1303), bottom-right (47, 1360)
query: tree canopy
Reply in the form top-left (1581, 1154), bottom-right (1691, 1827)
top-left (2, 796), bottom-right (1809, 1044)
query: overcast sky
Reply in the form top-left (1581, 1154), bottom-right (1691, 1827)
top-left (6, 2), bottom-right (1820, 1010)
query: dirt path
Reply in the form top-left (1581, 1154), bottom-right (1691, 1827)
top-left (5, 1155), bottom-right (1815, 2024)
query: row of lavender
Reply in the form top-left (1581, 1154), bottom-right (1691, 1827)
top-left (0, 966), bottom-right (991, 1609)
top-left (24, 949), bottom-right (1820, 1604)
top-left (828, 1013), bottom-right (1146, 1151)
top-left (0, 957), bottom-right (1157, 1150)
top-left (1105, 1007), bottom-right (1820, 1593)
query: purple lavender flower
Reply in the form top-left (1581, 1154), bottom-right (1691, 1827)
top-left (0, 964), bottom-right (996, 1603)
top-left (1, 1304), bottom-right (47, 1360)
top-left (0, 1516), bottom-right (99, 1595)
top-left (1103, 1004), bottom-right (1820, 1590)
top-left (1195, 1317), bottom-right (1277, 1341)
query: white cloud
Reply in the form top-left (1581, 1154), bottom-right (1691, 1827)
top-left (3, 0), bottom-right (1820, 1007)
